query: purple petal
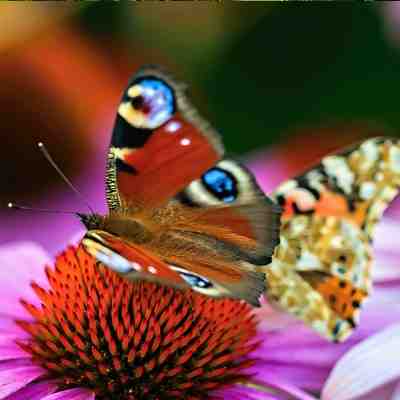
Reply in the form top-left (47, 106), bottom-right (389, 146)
top-left (392, 382), bottom-right (400, 400)
top-left (0, 334), bottom-right (28, 361)
top-left (322, 323), bottom-right (400, 400)
top-left (251, 362), bottom-right (329, 391)
top-left (252, 301), bottom-right (400, 391)
top-left (374, 219), bottom-right (400, 255)
top-left (0, 361), bottom-right (45, 399)
top-left (0, 242), bottom-right (50, 319)
top-left (247, 376), bottom-right (318, 400)
top-left (247, 155), bottom-right (289, 195)
top-left (212, 385), bottom-right (280, 400)
top-left (0, 359), bottom-right (35, 373)
top-left (4, 380), bottom-right (57, 400)
top-left (0, 316), bottom-right (27, 338)
top-left (41, 388), bottom-right (95, 400)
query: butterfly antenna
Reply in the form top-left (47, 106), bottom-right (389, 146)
top-left (8, 202), bottom-right (77, 215)
top-left (37, 142), bottom-right (95, 214)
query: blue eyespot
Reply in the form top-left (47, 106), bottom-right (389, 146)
top-left (126, 78), bottom-right (175, 129)
top-left (179, 272), bottom-right (213, 289)
top-left (202, 168), bottom-right (238, 203)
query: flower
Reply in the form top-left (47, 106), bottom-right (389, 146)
top-left (0, 243), bottom-right (264, 400)
top-left (1, 134), bottom-right (399, 399)
top-left (2, 215), bottom-right (399, 400)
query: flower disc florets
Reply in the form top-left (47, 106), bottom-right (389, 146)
top-left (17, 246), bottom-right (258, 399)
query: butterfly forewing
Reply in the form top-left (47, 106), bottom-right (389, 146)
top-left (106, 66), bottom-right (223, 209)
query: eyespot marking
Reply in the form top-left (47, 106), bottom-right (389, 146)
top-left (202, 167), bottom-right (238, 203)
top-left (118, 78), bottom-right (175, 129)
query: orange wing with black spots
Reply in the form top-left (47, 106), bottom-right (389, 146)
top-left (262, 137), bottom-right (400, 342)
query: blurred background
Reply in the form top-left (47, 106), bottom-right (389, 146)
top-left (1, 2), bottom-right (400, 254)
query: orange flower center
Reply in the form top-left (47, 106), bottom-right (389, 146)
top-left (17, 246), bottom-right (258, 399)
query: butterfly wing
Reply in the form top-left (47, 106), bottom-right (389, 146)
top-left (88, 66), bottom-right (281, 306)
top-left (106, 66), bottom-right (223, 209)
top-left (82, 203), bottom-right (271, 307)
top-left (263, 137), bottom-right (400, 341)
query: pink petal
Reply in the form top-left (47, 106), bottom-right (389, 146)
top-left (4, 380), bottom-right (57, 400)
top-left (0, 334), bottom-right (28, 361)
top-left (354, 382), bottom-right (399, 400)
top-left (374, 219), bottom-right (400, 254)
top-left (41, 388), bottom-right (95, 400)
top-left (253, 301), bottom-right (400, 391)
top-left (322, 323), bottom-right (400, 400)
top-left (212, 385), bottom-right (279, 400)
top-left (0, 242), bottom-right (50, 319)
top-left (67, 230), bottom-right (85, 247)
top-left (250, 376), bottom-right (318, 400)
top-left (0, 361), bottom-right (45, 399)
top-left (0, 316), bottom-right (27, 338)
top-left (247, 155), bottom-right (290, 195)
top-left (251, 362), bottom-right (329, 391)
top-left (392, 382), bottom-right (400, 400)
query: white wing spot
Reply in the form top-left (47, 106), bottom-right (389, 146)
top-left (180, 138), bottom-right (191, 146)
top-left (131, 262), bottom-right (142, 271)
top-left (166, 121), bottom-right (181, 133)
top-left (148, 266), bottom-right (157, 274)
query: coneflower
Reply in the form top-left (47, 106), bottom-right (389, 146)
top-left (1, 216), bottom-right (399, 400)
top-left (1, 245), bottom-right (260, 400)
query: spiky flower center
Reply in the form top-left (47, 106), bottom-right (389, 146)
top-left (17, 246), bottom-right (258, 399)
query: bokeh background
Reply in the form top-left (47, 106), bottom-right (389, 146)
top-left (1, 2), bottom-right (400, 254)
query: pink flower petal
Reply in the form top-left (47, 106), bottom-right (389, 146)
top-left (253, 301), bottom-right (400, 392)
top-left (391, 382), bottom-right (400, 400)
top-left (251, 376), bottom-right (318, 400)
top-left (374, 219), bottom-right (400, 254)
top-left (251, 362), bottom-right (329, 391)
top-left (322, 323), bottom-right (400, 400)
top-left (0, 316), bottom-right (27, 338)
top-left (212, 385), bottom-right (279, 400)
top-left (0, 361), bottom-right (45, 399)
top-left (247, 155), bottom-right (290, 195)
top-left (67, 230), bottom-right (85, 247)
top-left (41, 388), bottom-right (95, 400)
top-left (4, 380), bottom-right (57, 400)
top-left (0, 242), bottom-right (50, 319)
top-left (0, 334), bottom-right (28, 361)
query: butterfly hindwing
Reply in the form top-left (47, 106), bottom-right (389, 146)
top-left (263, 137), bottom-right (399, 341)
top-left (177, 158), bottom-right (281, 265)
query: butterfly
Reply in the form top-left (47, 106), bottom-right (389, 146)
top-left (79, 65), bottom-right (400, 342)
top-left (265, 137), bottom-right (400, 341)
top-left (80, 66), bottom-right (281, 308)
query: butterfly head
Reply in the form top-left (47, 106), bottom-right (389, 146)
top-left (77, 213), bottom-right (104, 231)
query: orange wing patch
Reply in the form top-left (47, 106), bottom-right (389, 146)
top-left (300, 272), bottom-right (367, 325)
